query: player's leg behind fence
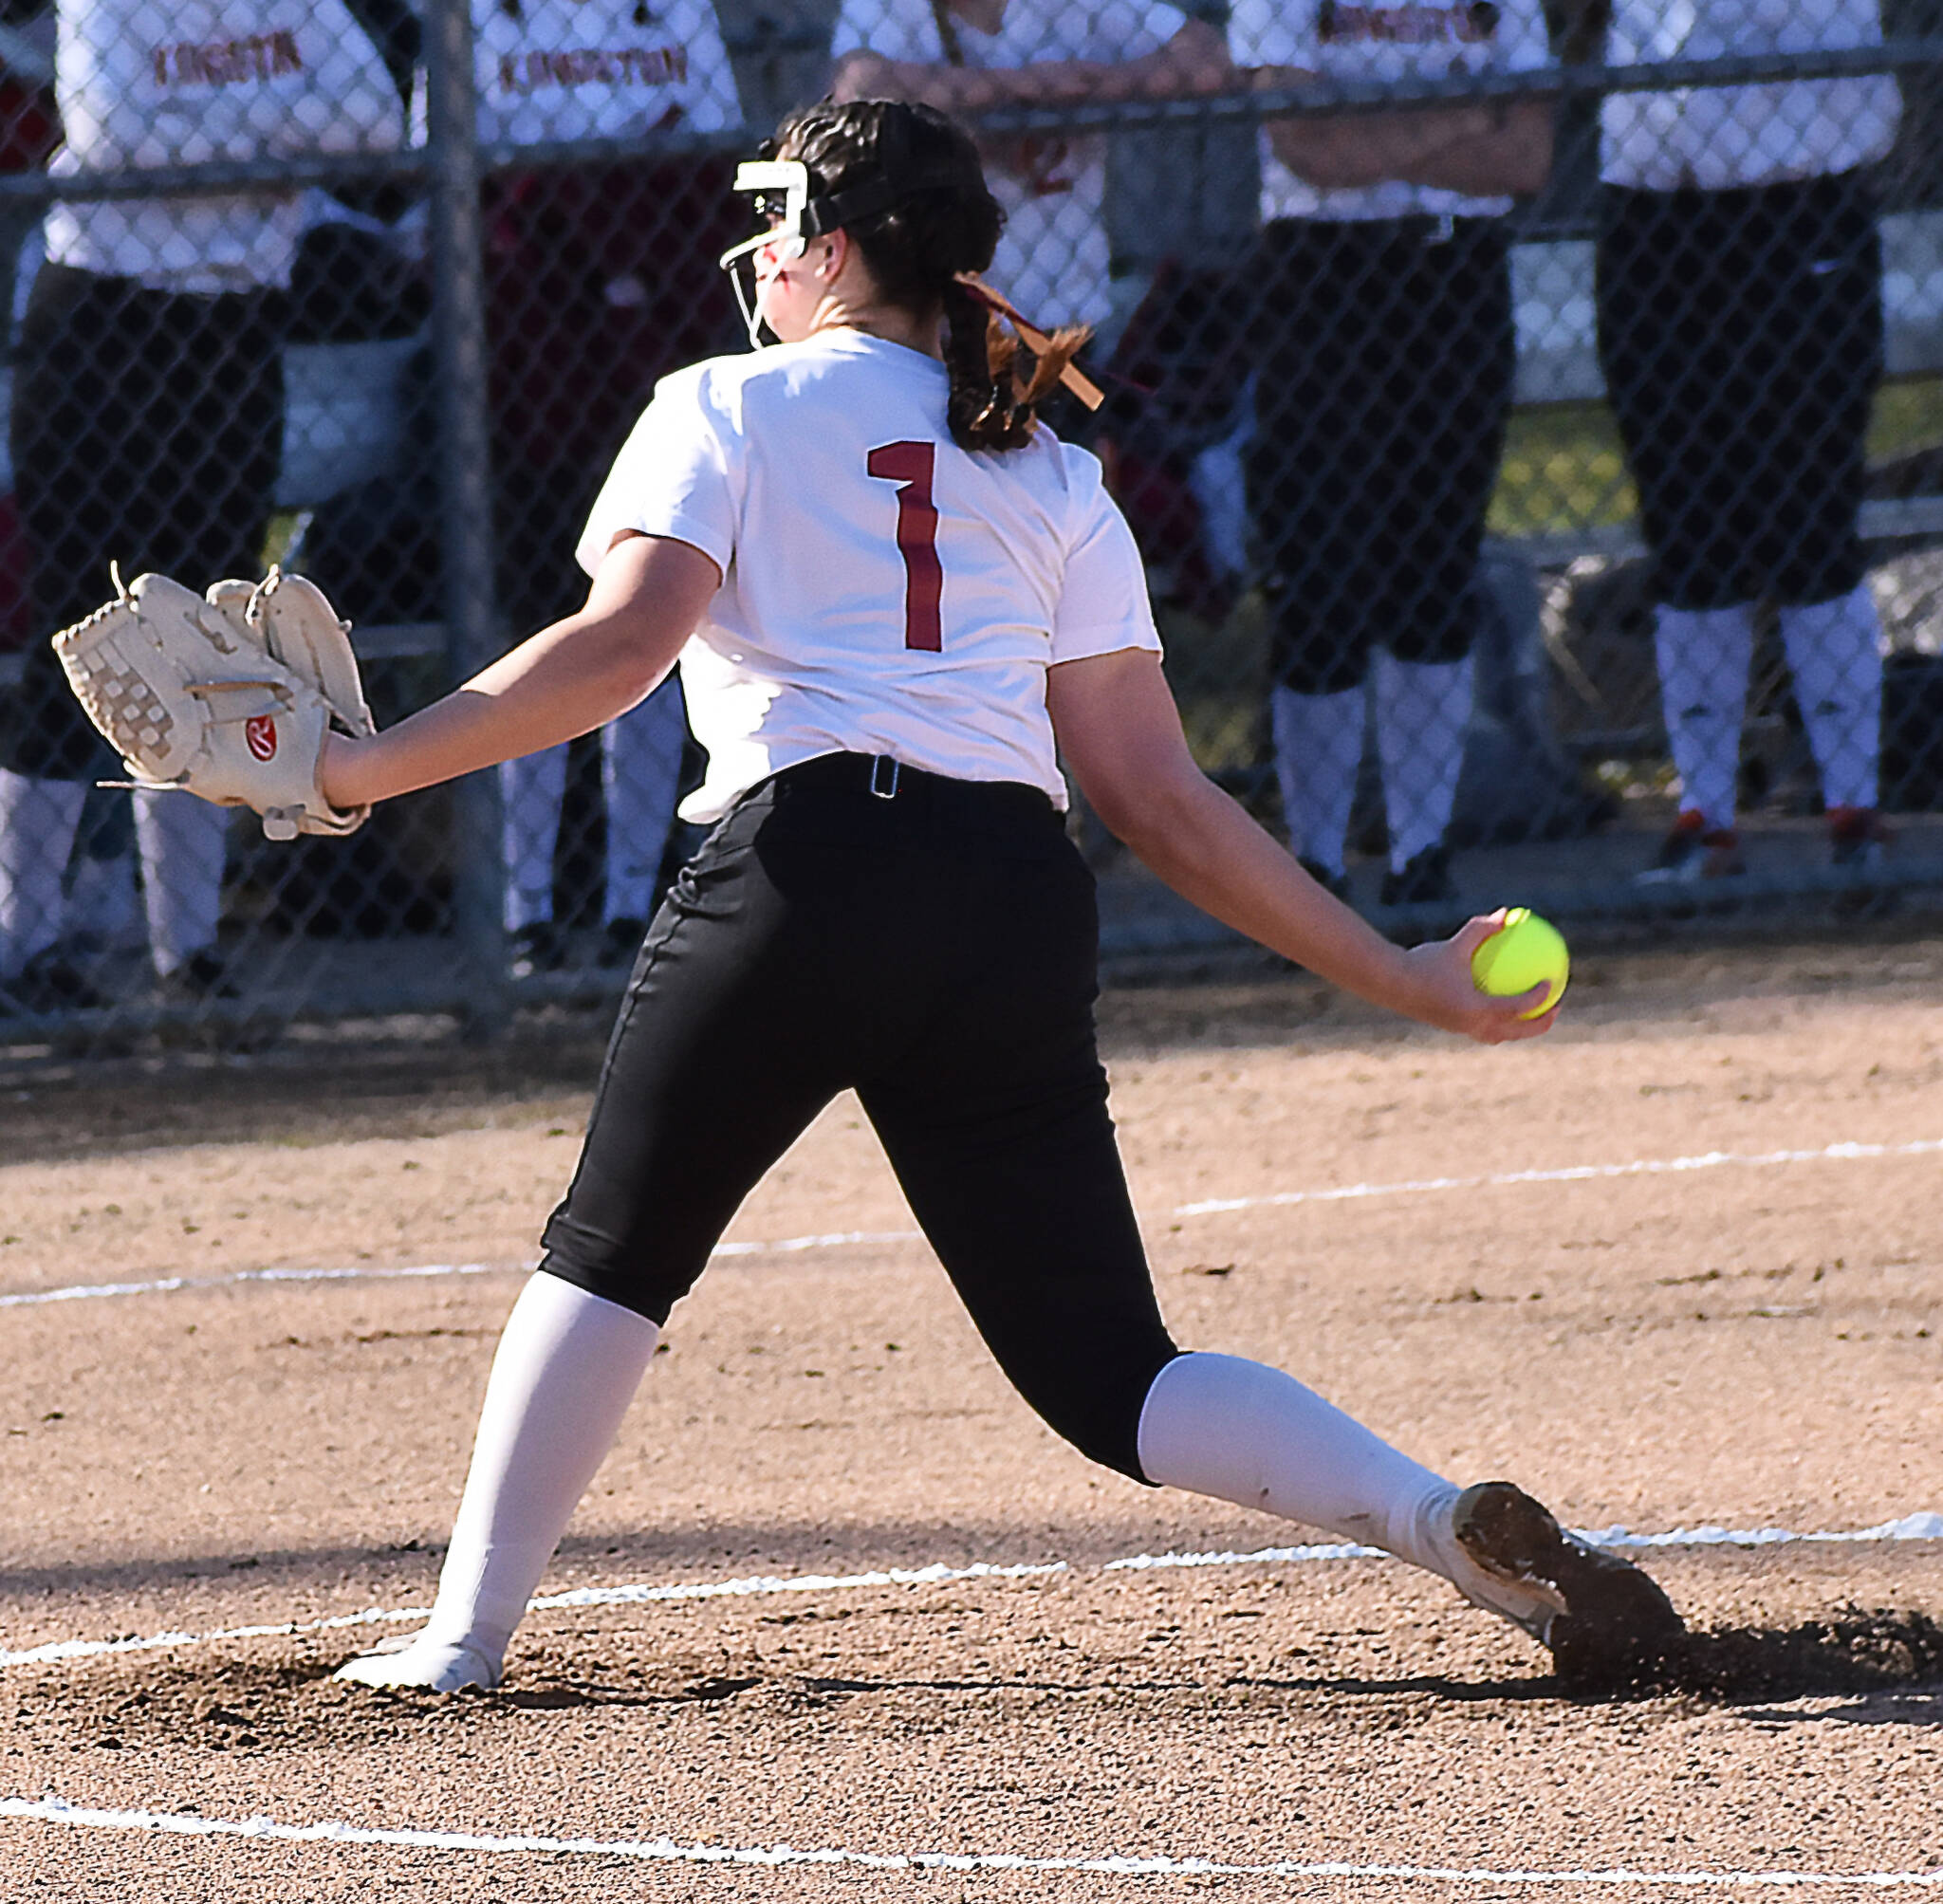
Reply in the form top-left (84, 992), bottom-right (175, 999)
top-left (133, 788), bottom-right (229, 989)
top-left (600, 674), bottom-right (688, 943)
top-left (500, 743), bottom-right (571, 970)
top-left (0, 767), bottom-right (85, 988)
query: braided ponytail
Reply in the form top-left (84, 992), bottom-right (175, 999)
top-left (942, 277), bottom-right (1094, 453)
top-left (771, 100), bottom-right (1097, 453)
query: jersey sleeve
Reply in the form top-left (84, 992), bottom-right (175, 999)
top-left (576, 362), bottom-right (739, 578)
top-left (1048, 446), bottom-right (1163, 666)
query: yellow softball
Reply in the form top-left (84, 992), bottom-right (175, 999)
top-left (1470, 908), bottom-right (1569, 1019)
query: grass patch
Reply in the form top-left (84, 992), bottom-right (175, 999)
top-left (1490, 401), bottom-right (1637, 538)
top-left (1486, 376), bottom-right (1943, 541)
top-left (1869, 374), bottom-right (1943, 462)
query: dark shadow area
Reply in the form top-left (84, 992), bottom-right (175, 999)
top-left (1226, 1668), bottom-right (1559, 1704)
top-left (1737, 1689), bottom-right (1943, 1728)
top-left (495, 1672), bottom-right (761, 1712)
top-left (1675, 1607), bottom-right (1943, 1707)
top-left (1202, 1610), bottom-right (1943, 1710)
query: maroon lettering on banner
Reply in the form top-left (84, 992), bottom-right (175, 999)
top-left (152, 34), bottom-right (309, 88)
top-left (495, 44), bottom-right (689, 93)
top-left (1315, 2), bottom-right (1499, 46)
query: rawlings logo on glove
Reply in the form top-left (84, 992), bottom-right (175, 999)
top-left (53, 566), bottom-right (376, 841)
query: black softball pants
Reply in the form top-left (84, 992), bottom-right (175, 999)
top-left (538, 755), bottom-right (1182, 1482)
top-left (1595, 172), bottom-right (1883, 612)
top-left (1246, 215), bottom-right (1516, 697)
top-left (0, 263), bottom-right (287, 780)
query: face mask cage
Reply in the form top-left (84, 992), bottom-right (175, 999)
top-left (716, 140), bottom-right (962, 350)
top-left (718, 158), bottom-right (813, 349)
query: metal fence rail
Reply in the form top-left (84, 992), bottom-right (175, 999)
top-left (1, 0), bottom-right (1940, 1056)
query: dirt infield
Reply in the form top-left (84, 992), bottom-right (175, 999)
top-left (4, 937), bottom-right (1941, 1898)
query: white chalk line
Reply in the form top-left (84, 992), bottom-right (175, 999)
top-left (1173, 1137), bottom-right (1943, 1217)
top-left (0, 1261), bottom-right (510, 1309)
top-left (3, 1797), bottom-right (1939, 1890)
top-left (0, 1560), bottom-right (1065, 1670)
top-left (6, 1514), bottom-right (1939, 1673)
top-left (5, 1136), bottom-right (1939, 1312)
top-left (0, 1230), bottom-right (923, 1311)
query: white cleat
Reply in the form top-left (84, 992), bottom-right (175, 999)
top-left (333, 1634), bottom-right (503, 1692)
top-left (1431, 1481), bottom-right (1687, 1692)
top-left (1417, 1485), bottom-right (1564, 1644)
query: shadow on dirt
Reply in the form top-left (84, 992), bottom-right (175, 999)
top-left (1671, 1607), bottom-right (1943, 1707)
top-left (1224, 1609), bottom-right (1943, 1710)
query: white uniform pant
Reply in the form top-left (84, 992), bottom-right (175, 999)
top-left (0, 767), bottom-right (227, 978)
top-left (500, 675), bottom-right (687, 934)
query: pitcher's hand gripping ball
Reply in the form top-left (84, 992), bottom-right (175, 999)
top-left (53, 565), bottom-right (375, 841)
top-left (1471, 907), bottom-right (1569, 1019)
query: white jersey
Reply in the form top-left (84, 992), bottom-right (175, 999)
top-left (828, 0), bottom-right (1187, 332)
top-left (464, 0), bottom-right (740, 146)
top-left (579, 330), bottom-right (1161, 822)
top-left (46, 1), bottom-right (404, 292)
top-left (1230, 0), bottom-right (1553, 223)
top-left (1601, 0), bottom-right (1899, 191)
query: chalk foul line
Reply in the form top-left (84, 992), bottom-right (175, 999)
top-left (0, 1230), bottom-right (926, 1311)
top-left (3, 1797), bottom-right (1939, 1889)
top-left (1172, 1137), bottom-right (1943, 1217)
top-left (0, 1561), bottom-right (1068, 1669)
top-left (5, 1515), bottom-right (1939, 1673)
top-left (0, 1261), bottom-right (511, 1309)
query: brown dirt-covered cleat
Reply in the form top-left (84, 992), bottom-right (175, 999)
top-left (1453, 1481), bottom-right (1688, 1694)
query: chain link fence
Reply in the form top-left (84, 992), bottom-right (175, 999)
top-left (0, 0), bottom-right (1939, 1055)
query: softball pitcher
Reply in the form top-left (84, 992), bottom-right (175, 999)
top-left (303, 99), bottom-right (1685, 1697)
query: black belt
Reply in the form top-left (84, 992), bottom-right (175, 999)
top-left (768, 751), bottom-right (1058, 823)
top-left (1266, 212), bottom-right (1505, 250)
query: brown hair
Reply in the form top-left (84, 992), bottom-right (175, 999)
top-left (771, 98), bottom-right (1092, 453)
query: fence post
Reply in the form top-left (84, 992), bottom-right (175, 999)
top-left (422, 0), bottom-right (509, 1040)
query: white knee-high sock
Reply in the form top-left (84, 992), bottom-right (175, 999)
top-left (1136, 1352), bottom-right (1458, 1579)
top-left (1373, 652), bottom-right (1472, 871)
top-left (1269, 684), bottom-right (1365, 878)
top-left (421, 1271), bottom-right (658, 1663)
top-left (1779, 585), bottom-right (1883, 813)
top-left (500, 745), bottom-right (570, 933)
top-left (0, 767), bottom-right (83, 975)
top-left (67, 844), bottom-right (139, 948)
top-left (1654, 603), bottom-right (1753, 830)
top-left (133, 790), bottom-right (228, 974)
top-left (601, 677), bottom-right (686, 925)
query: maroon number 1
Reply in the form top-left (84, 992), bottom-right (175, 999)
top-left (866, 440), bottom-right (942, 653)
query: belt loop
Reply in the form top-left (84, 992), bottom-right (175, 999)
top-left (1427, 213), bottom-right (1454, 246)
top-left (869, 754), bottom-right (900, 800)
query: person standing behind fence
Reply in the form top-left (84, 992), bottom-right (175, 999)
top-left (0, 1), bottom-right (406, 1015)
top-left (1229, 0), bottom-right (1554, 909)
top-left (827, 0), bottom-right (1229, 342)
top-left (470, 0), bottom-right (744, 975)
top-left (1594, 0), bottom-right (1900, 891)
